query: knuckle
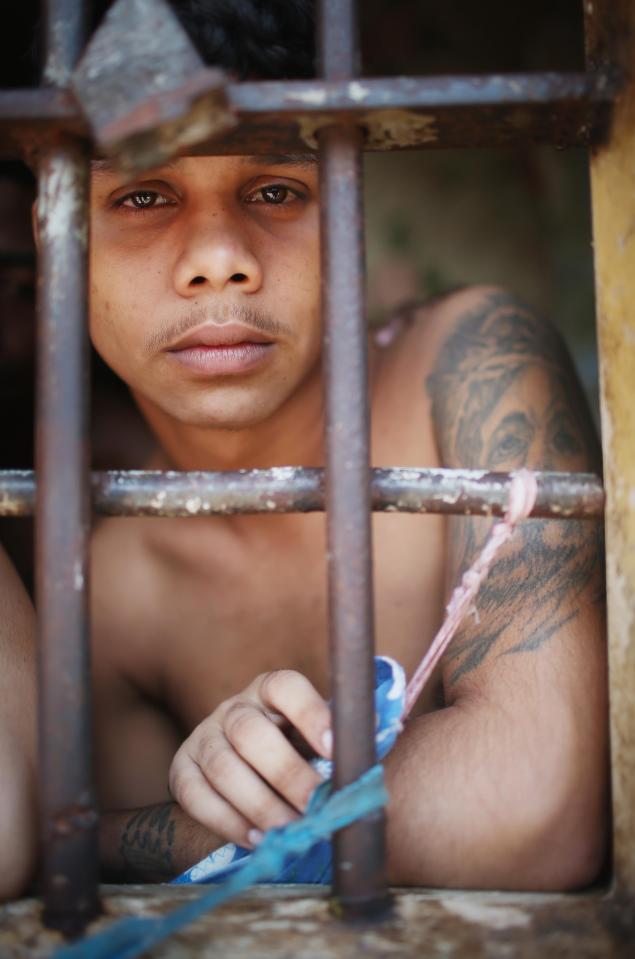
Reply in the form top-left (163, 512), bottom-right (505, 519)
top-left (259, 668), bottom-right (301, 703)
top-left (168, 750), bottom-right (191, 797)
top-left (170, 771), bottom-right (198, 811)
top-left (223, 703), bottom-right (260, 747)
top-left (276, 762), bottom-right (308, 801)
top-left (256, 801), bottom-right (294, 832)
top-left (295, 699), bottom-right (326, 735)
top-left (198, 741), bottom-right (234, 784)
top-left (279, 762), bottom-right (318, 807)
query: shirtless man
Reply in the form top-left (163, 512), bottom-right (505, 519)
top-left (49, 0), bottom-right (610, 891)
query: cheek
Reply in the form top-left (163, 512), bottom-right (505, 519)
top-left (89, 252), bottom-right (151, 366)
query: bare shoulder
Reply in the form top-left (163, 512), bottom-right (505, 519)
top-left (419, 285), bottom-right (602, 471)
top-left (375, 285), bottom-right (523, 390)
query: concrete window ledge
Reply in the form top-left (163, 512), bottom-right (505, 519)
top-left (0, 885), bottom-right (629, 958)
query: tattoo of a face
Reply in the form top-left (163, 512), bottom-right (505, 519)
top-left (427, 290), bottom-right (604, 685)
top-left (119, 802), bottom-right (177, 881)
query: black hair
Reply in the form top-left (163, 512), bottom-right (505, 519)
top-left (93, 0), bottom-right (316, 79)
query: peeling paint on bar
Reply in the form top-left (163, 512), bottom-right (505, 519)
top-left (0, 468), bottom-right (605, 518)
top-left (0, 71), bottom-right (618, 158)
top-left (288, 88), bottom-right (329, 105)
top-left (36, 0), bottom-right (98, 934)
top-left (348, 81), bottom-right (370, 102)
top-left (37, 153), bottom-right (86, 244)
top-left (317, 0), bottom-right (388, 915)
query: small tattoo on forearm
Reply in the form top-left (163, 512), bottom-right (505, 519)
top-left (119, 802), bottom-right (177, 881)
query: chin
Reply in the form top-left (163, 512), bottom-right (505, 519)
top-left (169, 395), bottom-right (285, 431)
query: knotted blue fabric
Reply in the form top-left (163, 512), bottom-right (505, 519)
top-left (173, 655), bottom-right (405, 885)
top-left (51, 766), bottom-right (388, 959)
top-left (50, 656), bottom-right (404, 959)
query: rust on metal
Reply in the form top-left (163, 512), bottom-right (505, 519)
top-left (36, 138), bottom-right (99, 935)
top-left (223, 70), bottom-right (617, 152)
top-left (48, 803), bottom-right (100, 841)
top-left (318, 0), bottom-right (389, 917)
top-left (71, 0), bottom-right (234, 172)
top-left (0, 71), bottom-right (618, 160)
top-left (35, 0), bottom-right (99, 934)
top-left (586, 0), bottom-right (635, 904)
top-left (0, 468), bottom-right (606, 519)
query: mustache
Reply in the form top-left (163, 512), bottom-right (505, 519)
top-left (146, 303), bottom-right (291, 353)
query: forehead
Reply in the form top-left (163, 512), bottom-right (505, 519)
top-left (91, 154), bottom-right (318, 178)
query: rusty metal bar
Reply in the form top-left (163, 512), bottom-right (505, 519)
top-left (0, 468), bottom-right (605, 520)
top-left (35, 0), bottom-right (98, 934)
top-left (318, 0), bottom-right (388, 917)
top-left (0, 70), bottom-right (617, 158)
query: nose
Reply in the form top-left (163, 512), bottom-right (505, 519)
top-left (173, 214), bottom-right (263, 297)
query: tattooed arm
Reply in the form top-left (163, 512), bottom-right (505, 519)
top-left (384, 287), bottom-right (608, 889)
top-left (100, 803), bottom-right (223, 883)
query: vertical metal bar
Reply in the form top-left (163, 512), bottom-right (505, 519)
top-left (318, 0), bottom-right (389, 915)
top-left (36, 0), bottom-right (98, 933)
top-left (585, 0), bottom-right (635, 903)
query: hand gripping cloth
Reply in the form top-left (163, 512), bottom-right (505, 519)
top-left (172, 655), bottom-right (405, 885)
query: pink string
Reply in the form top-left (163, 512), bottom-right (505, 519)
top-left (402, 468), bottom-right (539, 720)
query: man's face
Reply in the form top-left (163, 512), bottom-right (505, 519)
top-left (89, 155), bottom-right (320, 430)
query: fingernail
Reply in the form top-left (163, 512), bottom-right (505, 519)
top-left (247, 829), bottom-right (264, 848)
top-left (321, 729), bottom-right (332, 756)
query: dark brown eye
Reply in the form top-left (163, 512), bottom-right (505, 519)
top-left (260, 185), bottom-right (289, 204)
top-left (130, 191), bottom-right (158, 208)
top-left (116, 190), bottom-right (171, 211)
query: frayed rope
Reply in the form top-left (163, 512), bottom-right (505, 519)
top-left (402, 468), bottom-right (538, 718)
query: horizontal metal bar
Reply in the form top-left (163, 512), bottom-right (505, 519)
top-left (0, 70), bottom-right (616, 157)
top-left (230, 71), bottom-right (615, 112)
top-left (0, 468), bottom-right (605, 519)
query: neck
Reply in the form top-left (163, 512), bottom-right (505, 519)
top-left (134, 364), bottom-right (326, 473)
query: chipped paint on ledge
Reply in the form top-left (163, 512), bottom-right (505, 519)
top-left (0, 886), bottom-right (630, 958)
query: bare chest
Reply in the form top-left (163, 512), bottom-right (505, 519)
top-left (152, 509), bottom-right (446, 732)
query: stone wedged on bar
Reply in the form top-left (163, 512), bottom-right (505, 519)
top-left (71, 0), bottom-right (234, 172)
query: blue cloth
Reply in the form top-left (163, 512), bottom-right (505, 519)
top-left (173, 655), bottom-right (405, 885)
top-left (51, 765), bottom-right (388, 959)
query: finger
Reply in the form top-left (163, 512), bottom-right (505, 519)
top-left (223, 702), bottom-right (322, 813)
top-left (169, 760), bottom-right (254, 848)
top-left (252, 670), bottom-right (332, 759)
top-left (194, 737), bottom-right (299, 834)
